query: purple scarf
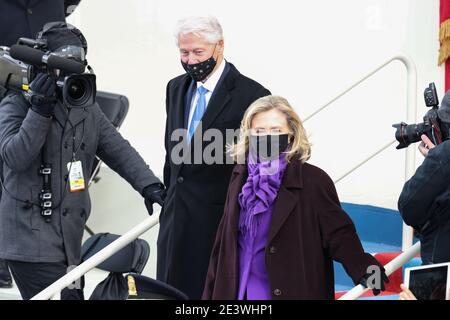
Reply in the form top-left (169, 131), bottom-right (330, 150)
top-left (238, 153), bottom-right (288, 238)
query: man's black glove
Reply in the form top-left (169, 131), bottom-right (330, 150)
top-left (359, 266), bottom-right (390, 296)
top-left (28, 73), bottom-right (57, 118)
top-left (143, 183), bottom-right (166, 215)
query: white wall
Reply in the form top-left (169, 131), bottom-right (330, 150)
top-left (70, 0), bottom-right (443, 277)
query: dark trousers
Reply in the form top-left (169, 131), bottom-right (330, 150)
top-left (0, 259), bottom-right (11, 281)
top-left (7, 260), bottom-right (84, 300)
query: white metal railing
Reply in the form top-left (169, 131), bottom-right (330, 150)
top-left (303, 54), bottom-right (417, 252)
top-left (31, 214), bottom-right (160, 300)
top-left (338, 242), bottom-right (421, 300)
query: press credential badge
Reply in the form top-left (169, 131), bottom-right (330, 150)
top-left (67, 161), bottom-right (85, 192)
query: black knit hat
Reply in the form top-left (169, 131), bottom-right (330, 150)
top-left (438, 89), bottom-right (450, 123)
top-left (37, 21), bottom-right (88, 57)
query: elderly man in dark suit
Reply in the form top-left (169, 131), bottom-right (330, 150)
top-left (0, 0), bottom-right (81, 289)
top-left (157, 15), bottom-right (270, 299)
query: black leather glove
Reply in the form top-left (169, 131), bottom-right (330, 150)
top-left (143, 183), bottom-right (166, 215)
top-left (359, 266), bottom-right (390, 296)
top-left (28, 73), bottom-right (57, 117)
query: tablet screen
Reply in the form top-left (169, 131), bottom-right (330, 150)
top-left (408, 265), bottom-right (449, 300)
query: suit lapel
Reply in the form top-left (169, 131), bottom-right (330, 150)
top-left (267, 159), bottom-right (303, 243)
top-left (170, 75), bottom-right (196, 178)
top-left (183, 80), bottom-right (195, 129)
top-left (199, 63), bottom-right (234, 132)
top-left (173, 75), bottom-right (193, 131)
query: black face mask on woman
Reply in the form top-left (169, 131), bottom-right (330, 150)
top-left (181, 46), bottom-right (217, 82)
top-left (249, 134), bottom-right (290, 161)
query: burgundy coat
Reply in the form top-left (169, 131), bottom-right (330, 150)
top-left (202, 158), bottom-right (381, 300)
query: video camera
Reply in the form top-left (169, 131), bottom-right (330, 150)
top-left (0, 36), bottom-right (96, 108)
top-left (393, 83), bottom-right (450, 149)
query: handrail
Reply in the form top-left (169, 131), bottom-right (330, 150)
top-left (303, 54), bottom-right (417, 251)
top-left (31, 214), bottom-right (160, 300)
top-left (338, 241), bottom-right (421, 300)
top-left (333, 139), bottom-right (396, 184)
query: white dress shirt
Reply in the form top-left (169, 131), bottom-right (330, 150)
top-left (187, 59), bottom-right (227, 134)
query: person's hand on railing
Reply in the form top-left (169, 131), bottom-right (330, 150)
top-left (399, 284), bottom-right (417, 300)
top-left (143, 183), bottom-right (166, 215)
top-left (358, 267), bottom-right (390, 296)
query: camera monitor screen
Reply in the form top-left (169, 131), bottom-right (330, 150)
top-left (404, 262), bottom-right (450, 300)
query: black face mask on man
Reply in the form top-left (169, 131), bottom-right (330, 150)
top-left (249, 134), bottom-right (290, 161)
top-left (181, 45), bottom-right (217, 82)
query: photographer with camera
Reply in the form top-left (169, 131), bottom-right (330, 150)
top-left (0, 0), bottom-right (81, 291)
top-left (0, 22), bottom-right (165, 300)
top-left (397, 89), bottom-right (450, 266)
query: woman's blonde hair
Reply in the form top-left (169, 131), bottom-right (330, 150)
top-left (229, 95), bottom-right (312, 164)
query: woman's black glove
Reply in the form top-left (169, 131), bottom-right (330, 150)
top-left (143, 183), bottom-right (166, 215)
top-left (359, 266), bottom-right (390, 296)
top-left (28, 73), bottom-right (57, 117)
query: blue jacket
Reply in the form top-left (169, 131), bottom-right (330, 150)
top-left (398, 140), bottom-right (450, 264)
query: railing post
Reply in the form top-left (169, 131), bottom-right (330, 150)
top-left (395, 55), bottom-right (417, 251)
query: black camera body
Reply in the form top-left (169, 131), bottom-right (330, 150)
top-left (0, 47), bottom-right (31, 96)
top-left (0, 38), bottom-right (95, 108)
top-left (393, 83), bottom-right (450, 149)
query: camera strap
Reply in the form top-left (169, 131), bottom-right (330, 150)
top-left (39, 143), bottom-right (53, 223)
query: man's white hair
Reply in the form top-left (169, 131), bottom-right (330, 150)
top-left (174, 16), bottom-right (224, 47)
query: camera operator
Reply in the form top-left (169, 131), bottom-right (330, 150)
top-left (398, 91), bottom-right (450, 265)
top-left (0, 22), bottom-right (165, 300)
top-left (0, 0), bottom-right (81, 291)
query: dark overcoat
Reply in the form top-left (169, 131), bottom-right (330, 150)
top-left (203, 159), bottom-right (381, 300)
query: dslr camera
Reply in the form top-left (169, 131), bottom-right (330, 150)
top-left (393, 83), bottom-right (450, 149)
top-left (0, 36), bottom-right (96, 108)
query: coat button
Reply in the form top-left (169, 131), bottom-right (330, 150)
top-left (27, 8), bottom-right (33, 14)
top-left (269, 246), bottom-right (276, 254)
top-left (273, 289), bottom-right (282, 296)
top-left (62, 209), bottom-right (68, 216)
top-left (177, 176), bottom-right (184, 183)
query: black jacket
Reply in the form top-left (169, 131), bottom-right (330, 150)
top-left (398, 140), bottom-right (450, 264)
top-left (157, 62), bottom-right (270, 299)
top-left (0, 0), bottom-right (80, 47)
